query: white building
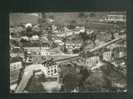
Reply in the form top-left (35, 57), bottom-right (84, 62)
top-left (85, 56), bottom-right (100, 68)
top-left (10, 61), bottom-right (23, 84)
top-left (104, 15), bottom-right (126, 23)
top-left (24, 47), bottom-right (50, 55)
top-left (54, 39), bottom-right (64, 46)
top-left (30, 35), bottom-right (39, 41)
top-left (45, 65), bottom-right (59, 78)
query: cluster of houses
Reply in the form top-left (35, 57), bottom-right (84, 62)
top-left (10, 12), bottom-right (127, 92)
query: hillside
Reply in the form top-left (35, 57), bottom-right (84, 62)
top-left (10, 13), bottom-right (40, 26)
top-left (10, 11), bottom-right (126, 26)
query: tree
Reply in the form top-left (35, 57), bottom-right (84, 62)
top-left (68, 20), bottom-right (77, 29)
top-left (78, 12), bottom-right (87, 18)
top-left (10, 39), bottom-right (20, 46)
top-left (79, 30), bottom-right (89, 50)
top-left (39, 12), bottom-right (48, 30)
top-left (84, 71), bottom-right (111, 91)
top-left (59, 63), bottom-right (78, 91)
top-left (49, 15), bottom-right (54, 19)
top-left (41, 12), bottom-right (46, 19)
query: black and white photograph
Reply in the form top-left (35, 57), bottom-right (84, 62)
top-left (9, 12), bottom-right (127, 93)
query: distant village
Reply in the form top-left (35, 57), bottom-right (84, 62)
top-left (10, 12), bottom-right (127, 93)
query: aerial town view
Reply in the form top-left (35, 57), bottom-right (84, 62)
top-left (10, 12), bottom-right (127, 93)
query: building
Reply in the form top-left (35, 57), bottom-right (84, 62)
top-left (66, 43), bottom-right (81, 49)
top-left (85, 56), bottom-right (100, 68)
top-left (24, 47), bottom-right (50, 55)
top-left (10, 46), bottom-right (24, 59)
top-left (10, 61), bottom-right (23, 84)
top-left (104, 15), bottom-right (126, 23)
top-left (10, 57), bottom-right (23, 91)
top-left (45, 65), bottom-right (59, 78)
top-left (54, 39), bottom-right (64, 46)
